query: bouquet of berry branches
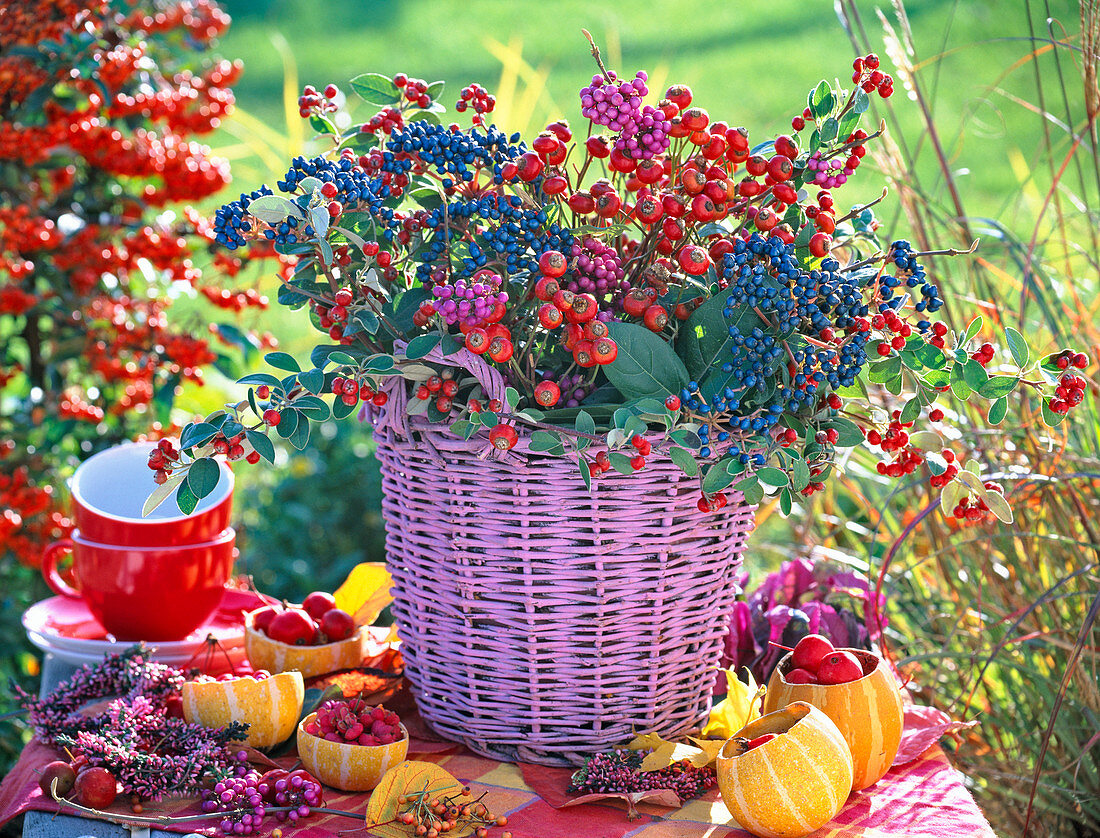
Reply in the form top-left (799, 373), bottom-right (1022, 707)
top-left (153, 36), bottom-right (1087, 520)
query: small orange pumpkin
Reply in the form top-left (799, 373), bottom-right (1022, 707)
top-left (244, 608), bottom-right (366, 679)
top-left (763, 649), bottom-right (904, 790)
top-left (181, 671), bottom-right (304, 749)
top-left (717, 701), bottom-right (853, 838)
top-left (296, 712), bottom-right (409, 791)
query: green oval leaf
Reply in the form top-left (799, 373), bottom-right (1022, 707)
top-left (245, 430), bottom-right (276, 464)
top-left (669, 446), bottom-right (699, 477)
top-left (1005, 327), bottom-right (1029, 368)
top-left (987, 397), bottom-right (1008, 425)
top-left (180, 421), bottom-right (219, 451)
top-left (185, 458), bottom-right (220, 502)
top-left (756, 467), bottom-right (788, 488)
top-left (604, 322), bottom-right (689, 400)
top-left (350, 72), bottom-right (401, 106)
top-left (265, 351), bottom-right (301, 373)
top-left (405, 334), bottom-right (441, 360)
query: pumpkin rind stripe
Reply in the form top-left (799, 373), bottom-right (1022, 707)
top-left (759, 746), bottom-right (814, 833)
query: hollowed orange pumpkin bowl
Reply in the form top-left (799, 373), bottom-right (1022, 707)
top-left (762, 648), bottom-right (904, 790)
top-left (716, 701), bottom-right (853, 838)
top-left (296, 712), bottom-right (409, 792)
top-left (244, 608), bottom-right (366, 679)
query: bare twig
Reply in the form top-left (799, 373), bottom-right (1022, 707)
top-left (581, 29), bottom-right (614, 82)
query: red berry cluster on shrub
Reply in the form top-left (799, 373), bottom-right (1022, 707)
top-left (0, 0), bottom-right (285, 562)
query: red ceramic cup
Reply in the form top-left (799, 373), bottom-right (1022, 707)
top-left (41, 528), bottom-right (237, 640)
top-left (70, 442), bottom-right (234, 547)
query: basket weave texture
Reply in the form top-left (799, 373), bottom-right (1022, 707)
top-left (374, 425), bottom-right (756, 766)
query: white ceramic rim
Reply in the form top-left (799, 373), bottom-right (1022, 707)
top-left (24, 629), bottom-right (247, 664)
top-left (70, 441), bottom-right (234, 523)
top-left (67, 526), bottom-right (236, 552)
top-left (22, 596), bottom-right (245, 652)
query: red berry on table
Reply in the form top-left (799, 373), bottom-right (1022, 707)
top-left (784, 667), bottom-right (818, 685)
top-left (792, 633), bottom-right (835, 672)
top-left (489, 424), bottom-right (518, 451)
top-left (816, 650), bottom-right (866, 684)
top-left (252, 605), bottom-right (278, 633)
top-left (267, 608), bottom-right (317, 646)
top-left (320, 608), bottom-right (356, 641)
top-left (630, 454), bottom-right (646, 471)
top-left (74, 767), bottom-right (117, 809)
top-left (302, 591), bottom-right (337, 620)
top-left (744, 733), bottom-right (778, 751)
top-left (38, 761), bottom-right (77, 798)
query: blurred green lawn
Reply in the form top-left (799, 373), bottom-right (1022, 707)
top-left (213, 0), bottom-right (1050, 218)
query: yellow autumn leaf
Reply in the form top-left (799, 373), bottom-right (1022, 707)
top-left (332, 562), bottom-right (393, 626)
top-left (627, 731), bottom-right (707, 772)
top-left (686, 736), bottom-right (727, 768)
top-left (701, 667), bottom-right (763, 740)
top-left (364, 760), bottom-right (463, 837)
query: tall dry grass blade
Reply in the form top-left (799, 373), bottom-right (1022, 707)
top-left (1023, 585), bottom-right (1100, 835)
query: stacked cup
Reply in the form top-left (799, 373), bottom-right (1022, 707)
top-left (41, 442), bottom-right (237, 641)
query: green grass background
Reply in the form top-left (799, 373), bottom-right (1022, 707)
top-left (212, 0), bottom-right (1051, 218)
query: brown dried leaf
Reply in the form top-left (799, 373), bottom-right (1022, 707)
top-left (563, 788), bottom-right (681, 819)
top-left (364, 760), bottom-right (463, 836)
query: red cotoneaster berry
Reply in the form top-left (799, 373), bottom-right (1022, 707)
top-left (488, 424), bottom-right (518, 450)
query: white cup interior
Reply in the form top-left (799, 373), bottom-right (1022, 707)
top-left (71, 442), bottom-right (233, 522)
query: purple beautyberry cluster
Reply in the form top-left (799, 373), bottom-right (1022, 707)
top-left (541, 371), bottom-right (598, 408)
top-left (201, 769), bottom-right (266, 836)
top-left (430, 268), bottom-right (508, 327)
top-left (565, 236), bottom-right (628, 296)
top-left (260, 771), bottom-right (324, 823)
top-left (579, 70), bottom-right (670, 160)
top-left (805, 151), bottom-right (851, 188)
top-left (569, 750), bottom-right (717, 800)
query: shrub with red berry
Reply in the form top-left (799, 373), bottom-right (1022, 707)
top-left (0, 1), bottom-right (284, 562)
top-left (159, 35), bottom-right (1087, 527)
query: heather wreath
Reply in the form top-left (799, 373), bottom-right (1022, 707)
top-left (156, 36), bottom-right (1088, 521)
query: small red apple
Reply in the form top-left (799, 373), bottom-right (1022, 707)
top-left (319, 608), bottom-right (355, 641)
top-left (251, 605), bottom-right (279, 634)
top-left (744, 733), bottom-right (777, 751)
top-left (38, 761), bottom-right (76, 798)
top-left (784, 667), bottom-right (818, 684)
top-left (792, 633), bottom-right (835, 672)
top-left (74, 767), bottom-right (117, 808)
top-left (267, 608), bottom-right (316, 646)
top-left (816, 650), bottom-right (865, 685)
top-left (302, 591), bottom-right (337, 621)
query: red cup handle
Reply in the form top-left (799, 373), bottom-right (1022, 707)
top-left (42, 538), bottom-right (81, 598)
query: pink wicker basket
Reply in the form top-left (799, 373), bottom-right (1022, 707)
top-left (368, 345), bottom-right (756, 765)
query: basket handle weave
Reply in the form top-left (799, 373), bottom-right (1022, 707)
top-left (365, 340), bottom-right (512, 454)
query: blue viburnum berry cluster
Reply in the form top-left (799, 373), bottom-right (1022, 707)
top-left (160, 55), bottom-right (1086, 525)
